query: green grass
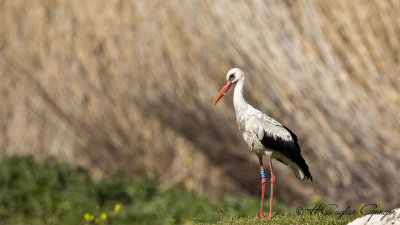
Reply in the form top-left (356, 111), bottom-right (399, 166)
top-left (0, 156), bottom-right (360, 225)
top-left (206, 214), bottom-right (354, 225)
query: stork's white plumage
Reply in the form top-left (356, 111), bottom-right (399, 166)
top-left (214, 68), bottom-right (312, 220)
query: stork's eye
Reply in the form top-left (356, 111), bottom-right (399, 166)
top-left (229, 74), bottom-right (235, 80)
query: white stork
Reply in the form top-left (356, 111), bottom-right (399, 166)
top-left (213, 68), bottom-right (312, 220)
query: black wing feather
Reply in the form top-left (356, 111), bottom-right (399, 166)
top-left (260, 126), bottom-right (313, 181)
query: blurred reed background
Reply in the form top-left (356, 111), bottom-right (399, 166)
top-left (0, 0), bottom-right (399, 207)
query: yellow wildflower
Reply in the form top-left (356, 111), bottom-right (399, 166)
top-left (115, 204), bottom-right (121, 213)
top-left (101, 213), bottom-right (107, 220)
top-left (84, 213), bottom-right (90, 220)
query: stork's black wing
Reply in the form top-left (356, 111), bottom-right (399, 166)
top-left (260, 125), bottom-right (313, 181)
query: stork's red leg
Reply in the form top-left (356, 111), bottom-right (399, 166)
top-left (258, 156), bottom-right (267, 219)
top-left (267, 157), bottom-right (275, 220)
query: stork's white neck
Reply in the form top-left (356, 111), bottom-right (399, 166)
top-left (233, 77), bottom-right (248, 113)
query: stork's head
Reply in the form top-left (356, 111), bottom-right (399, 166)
top-left (213, 68), bottom-right (244, 106)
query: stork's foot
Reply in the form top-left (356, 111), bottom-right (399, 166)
top-left (259, 214), bottom-right (272, 220)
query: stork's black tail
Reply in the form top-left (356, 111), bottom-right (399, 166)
top-left (290, 143), bottom-right (313, 181)
top-left (274, 141), bottom-right (312, 181)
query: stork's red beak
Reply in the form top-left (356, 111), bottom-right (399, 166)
top-left (213, 80), bottom-right (233, 106)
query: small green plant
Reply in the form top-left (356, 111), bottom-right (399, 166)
top-left (0, 156), bottom-right (98, 225)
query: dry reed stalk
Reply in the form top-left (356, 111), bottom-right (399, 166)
top-left (0, 0), bottom-right (399, 206)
